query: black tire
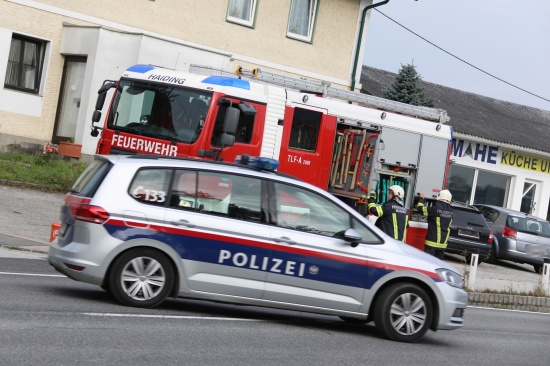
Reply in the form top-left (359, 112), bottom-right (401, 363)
top-left (338, 316), bottom-right (368, 324)
top-left (373, 283), bottom-right (433, 343)
top-left (101, 283), bottom-right (110, 293)
top-left (487, 242), bottom-right (498, 264)
top-left (533, 264), bottom-right (542, 274)
top-left (109, 248), bottom-right (174, 308)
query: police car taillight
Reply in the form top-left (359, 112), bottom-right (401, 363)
top-left (69, 204), bottom-right (110, 224)
top-left (488, 231), bottom-right (493, 243)
top-left (235, 155), bottom-right (279, 171)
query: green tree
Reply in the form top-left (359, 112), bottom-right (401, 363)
top-left (383, 64), bottom-right (435, 107)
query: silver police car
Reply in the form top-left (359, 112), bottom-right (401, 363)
top-left (48, 154), bottom-right (467, 342)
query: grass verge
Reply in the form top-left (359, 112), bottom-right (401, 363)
top-left (0, 152), bottom-right (89, 192)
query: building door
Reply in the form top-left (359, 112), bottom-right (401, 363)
top-left (520, 179), bottom-right (540, 215)
top-left (52, 56), bottom-right (87, 143)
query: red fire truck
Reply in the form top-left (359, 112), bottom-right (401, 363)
top-left (90, 64), bottom-right (452, 223)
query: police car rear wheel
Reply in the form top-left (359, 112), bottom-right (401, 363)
top-left (109, 248), bottom-right (174, 308)
top-left (373, 283), bottom-right (432, 343)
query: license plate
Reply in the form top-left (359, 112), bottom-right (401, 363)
top-left (458, 229), bottom-right (479, 239)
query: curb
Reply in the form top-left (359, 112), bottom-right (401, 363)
top-left (4, 245), bottom-right (50, 253)
top-left (467, 292), bottom-right (550, 313)
top-left (0, 178), bottom-right (53, 191)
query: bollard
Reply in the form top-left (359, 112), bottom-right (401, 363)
top-left (467, 253), bottom-right (479, 291)
top-left (50, 222), bottom-right (61, 243)
top-left (542, 257), bottom-right (550, 293)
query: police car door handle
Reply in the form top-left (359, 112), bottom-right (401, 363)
top-left (171, 219), bottom-right (195, 228)
top-left (274, 236), bottom-right (296, 245)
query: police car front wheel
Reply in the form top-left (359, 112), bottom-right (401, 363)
top-left (373, 283), bottom-right (433, 343)
top-left (109, 248), bottom-right (175, 308)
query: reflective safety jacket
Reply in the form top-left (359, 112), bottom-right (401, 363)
top-left (368, 197), bottom-right (409, 242)
top-left (416, 199), bottom-right (454, 249)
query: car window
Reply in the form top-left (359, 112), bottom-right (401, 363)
top-left (351, 217), bottom-right (384, 244)
top-left (273, 182), bottom-right (349, 237)
top-left (70, 159), bottom-right (112, 198)
top-left (479, 207), bottom-right (499, 223)
top-left (169, 170), bottom-right (263, 222)
top-left (507, 216), bottom-right (528, 232)
top-left (129, 168), bottom-right (172, 206)
top-left (169, 170), bottom-right (197, 209)
top-left (507, 216), bottom-right (550, 237)
top-left (453, 208), bottom-right (487, 227)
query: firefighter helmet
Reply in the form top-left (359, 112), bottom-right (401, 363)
top-left (389, 185), bottom-right (405, 200)
top-left (437, 189), bottom-right (452, 202)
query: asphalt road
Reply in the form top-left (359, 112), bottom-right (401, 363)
top-left (1, 255), bottom-right (549, 366)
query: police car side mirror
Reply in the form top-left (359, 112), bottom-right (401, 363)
top-left (344, 228), bottom-right (362, 247)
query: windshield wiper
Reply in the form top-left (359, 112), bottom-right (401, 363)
top-left (110, 126), bottom-right (142, 135)
top-left (141, 132), bottom-right (182, 143)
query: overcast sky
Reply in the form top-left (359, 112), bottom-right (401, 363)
top-left (363, 0), bottom-right (550, 111)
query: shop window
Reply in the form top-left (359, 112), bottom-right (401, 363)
top-left (287, 0), bottom-right (318, 42)
top-left (289, 108), bottom-right (321, 152)
top-left (5, 34), bottom-right (46, 94)
top-left (447, 165), bottom-right (474, 204)
top-left (447, 164), bottom-right (509, 206)
top-left (227, 0), bottom-right (257, 27)
top-left (473, 170), bottom-right (510, 206)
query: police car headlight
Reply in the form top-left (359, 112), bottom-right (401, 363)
top-left (436, 268), bottom-right (463, 288)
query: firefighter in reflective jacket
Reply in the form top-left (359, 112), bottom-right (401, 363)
top-left (416, 190), bottom-right (454, 260)
top-left (367, 185), bottom-right (409, 242)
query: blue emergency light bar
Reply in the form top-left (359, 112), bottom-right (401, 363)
top-left (235, 155), bottom-right (279, 171)
top-left (202, 76), bottom-right (250, 90)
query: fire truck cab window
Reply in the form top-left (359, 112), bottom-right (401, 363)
top-left (289, 108), bottom-right (321, 152)
top-left (212, 103), bottom-right (255, 147)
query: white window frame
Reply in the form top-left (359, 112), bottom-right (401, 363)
top-left (287, 0), bottom-right (318, 42)
top-left (226, 0), bottom-right (258, 27)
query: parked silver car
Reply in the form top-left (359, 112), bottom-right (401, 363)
top-left (49, 154), bottom-right (466, 342)
top-left (475, 204), bottom-right (550, 273)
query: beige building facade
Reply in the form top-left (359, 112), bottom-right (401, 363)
top-left (0, 0), bottom-right (376, 157)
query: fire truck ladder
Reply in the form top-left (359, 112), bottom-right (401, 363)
top-left (189, 64), bottom-right (449, 123)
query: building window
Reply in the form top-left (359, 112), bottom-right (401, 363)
top-left (287, 0), bottom-right (318, 42)
top-left (5, 35), bottom-right (45, 94)
top-left (227, 0), bottom-right (257, 27)
top-left (447, 164), bottom-right (510, 206)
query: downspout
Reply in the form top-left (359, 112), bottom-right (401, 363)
top-left (350, 0), bottom-right (390, 93)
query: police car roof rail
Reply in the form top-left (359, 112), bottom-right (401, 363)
top-left (189, 64), bottom-right (450, 123)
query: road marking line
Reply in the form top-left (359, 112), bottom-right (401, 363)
top-left (83, 313), bottom-right (261, 321)
top-left (468, 305), bottom-right (550, 315)
top-left (0, 271), bottom-right (65, 278)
